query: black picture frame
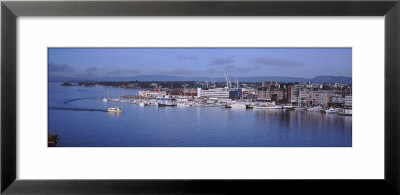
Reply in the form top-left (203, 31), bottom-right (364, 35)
top-left (2, 0), bottom-right (400, 194)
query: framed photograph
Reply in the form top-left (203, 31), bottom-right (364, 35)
top-left (2, 0), bottom-right (400, 194)
top-left (48, 47), bottom-right (352, 147)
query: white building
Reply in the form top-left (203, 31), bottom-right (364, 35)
top-left (331, 94), bottom-right (345, 104)
top-left (312, 91), bottom-right (329, 106)
top-left (299, 88), bottom-right (313, 103)
top-left (345, 95), bottom-right (352, 107)
top-left (197, 88), bottom-right (229, 99)
top-left (139, 90), bottom-right (167, 98)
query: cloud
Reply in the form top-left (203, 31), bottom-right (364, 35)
top-left (156, 68), bottom-right (203, 76)
top-left (106, 69), bottom-right (140, 75)
top-left (223, 65), bottom-right (258, 73)
top-left (49, 63), bottom-right (74, 73)
top-left (206, 68), bottom-right (216, 74)
top-left (176, 55), bottom-right (198, 60)
top-left (85, 67), bottom-right (98, 74)
top-left (210, 57), bottom-right (234, 65)
top-left (251, 57), bottom-right (303, 67)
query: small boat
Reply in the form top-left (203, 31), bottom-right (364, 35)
top-left (177, 103), bottom-right (190, 108)
top-left (283, 105), bottom-right (295, 111)
top-left (157, 101), bottom-right (176, 107)
top-left (253, 102), bottom-right (282, 110)
top-left (339, 109), bottom-right (352, 116)
top-left (229, 103), bottom-right (246, 109)
top-left (334, 108), bottom-right (343, 113)
top-left (107, 107), bottom-right (123, 112)
top-left (253, 105), bottom-right (282, 110)
top-left (109, 98), bottom-right (120, 102)
top-left (147, 101), bottom-right (158, 106)
top-left (139, 102), bottom-right (146, 106)
top-left (102, 97), bottom-right (109, 102)
top-left (294, 106), bottom-right (306, 111)
top-left (307, 106), bottom-right (323, 112)
top-left (246, 105), bottom-right (253, 109)
top-left (324, 107), bottom-right (338, 114)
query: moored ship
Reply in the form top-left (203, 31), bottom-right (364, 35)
top-left (229, 103), bottom-right (246, 109)
top-left (339, 109), bottom-right (352, 116)
top-left (177, 103), bottom-right (190, 107)
top-left (283, 105), bottom-right (295, 111)
top-left (324, 107), bottom-right (338, 114)
top-left (307, 106), bottom-right (323, 112)
top-left (253, 102), bottom-right (282, 110)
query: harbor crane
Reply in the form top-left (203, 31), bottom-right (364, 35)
top-left (235, 78), bottom-right (240, 89)
top-left (223, 69), bottom-right (232, 88)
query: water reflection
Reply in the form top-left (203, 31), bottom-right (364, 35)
top-left (107, 111), bottom-right (123, 117)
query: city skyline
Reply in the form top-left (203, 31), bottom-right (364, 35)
top-left (49, 48), bottom-right (352, 81)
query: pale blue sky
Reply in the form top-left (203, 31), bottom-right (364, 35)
top-left (49, 48), bottom-right (352, 80)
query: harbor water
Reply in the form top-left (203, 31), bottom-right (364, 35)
top-left (49, 83), bottom-right (352, 147)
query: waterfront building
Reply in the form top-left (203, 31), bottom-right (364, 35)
top-left (290, 84), bottom-right (306, 104)
top-left (278, 83), bottom-right (293, 103)
top-left (330, 94), bottom-right (345, 106)
top-left (299, 88), bottom-right (313, 105)
top-left (345, 95), bottom-right (352, 107)
top-left (168, 89), bottom-right (197, 98)
top-left (197, 88), bottom-right (230, 99)
top-left (287, 84), bottom-right (292, 103)
top-left (312, 90), bottom-right (329, 106)
top-left (242, 88), bottom-right (258, 100)
top-left (257, 89), bottom-right (284, 102)
top-left (229, 88), bottom-right (242, 99)
top-left (139, 90), bottom-right (167, 98)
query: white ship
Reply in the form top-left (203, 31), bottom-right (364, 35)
top-left (294, 106), bottom-right (306, 111)
top-left (339, 109), bottom-right (352, 116)
top-left (324, 107), bottom-right (338, 114)
top-left (107, 107), bottom-right (123, 112)
top-left (229, 103), bottom-right (246, 109)
top-left (307, 106), bottom-right (323, 112)
top-left (139, 102), bottom-right (146, 107)
top-left (102, 97), bottom-right (109, 102)
top-left (283, 105), bottom-right (295, 111)
top-left (156, 96), bottom-right (176, 107)
top-left (253, 102), bottom-right (282, 110)
top-left (177, 103), bottom-right (190, 108)
top-left (253, 105), bottom-right (283, 110)
top-left (157, 101), bottom-right (176, 107)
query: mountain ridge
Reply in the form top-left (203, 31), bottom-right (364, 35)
top-left (49, 75), bottom-right (352, 84)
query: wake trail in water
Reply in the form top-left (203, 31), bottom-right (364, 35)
top-left (63, 97), bottom-right (99, 104)
top-left (49, 107), bottom-right (107, 112)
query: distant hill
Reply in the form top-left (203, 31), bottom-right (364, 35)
top-left (127, 75), bottom-right (352, 84)
top-left (49, 74), bottom-right (352, 84)
top-left (309, 76), bottom-right (352, 84)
